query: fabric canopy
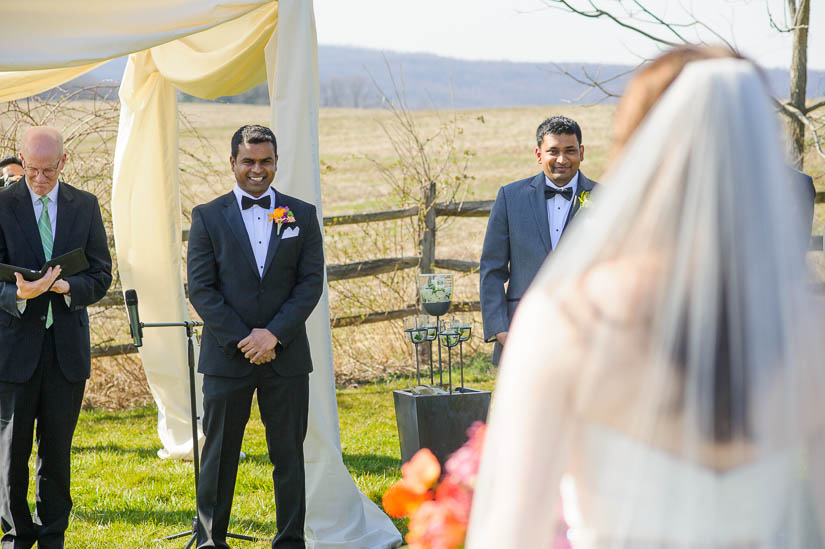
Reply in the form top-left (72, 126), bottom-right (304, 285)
top-left (0, 2), bottom-right (401, 547)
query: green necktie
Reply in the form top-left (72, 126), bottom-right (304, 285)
top-left (38, 195), bottom-right (53, 328)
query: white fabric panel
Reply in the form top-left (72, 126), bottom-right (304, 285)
top-left (111, 50), bottom-right (204, 459)
top-left (0, 1), bottom-right (269, 70)
top-left (111, 2), bottom-right (278, 462)
top-left (267, 2), bottom-right (402, 547)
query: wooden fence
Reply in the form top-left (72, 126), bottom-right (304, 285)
top-left (91, 189), bottom-right (825, 359)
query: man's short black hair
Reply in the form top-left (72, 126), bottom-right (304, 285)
top-left (0, 156), bottom-right (22, 169)
top-left (231, 125), bottom-right (277, 158)
top-left (536, 116), bottom-right (582, 147)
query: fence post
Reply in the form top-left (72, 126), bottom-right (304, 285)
top-left (420, 181), bottom-right (436, 274)
top-left (416, 181), bottom-right (437, 377)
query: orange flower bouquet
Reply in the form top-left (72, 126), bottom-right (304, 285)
top-left (383, 422), bottom-right (486, 549)
top-left (268, 206), bottom-right (295, 235)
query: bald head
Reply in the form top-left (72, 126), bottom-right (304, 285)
top-left (22, 126), bottom-right (64, 158)
top-left (20, 126), bottom-right (66, 196)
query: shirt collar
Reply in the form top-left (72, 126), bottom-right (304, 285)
top-left (544, 171), bottom-right (579, 192)
top-left (233, 184), bottom-right (275, 209)
top-left (27, 180), bottom-right (60, 206)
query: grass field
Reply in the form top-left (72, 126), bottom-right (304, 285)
top-left (31, 359), bottom-right (496, 548)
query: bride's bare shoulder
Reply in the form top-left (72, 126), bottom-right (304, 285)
top-left (559, 252), bottom-right (664, 326)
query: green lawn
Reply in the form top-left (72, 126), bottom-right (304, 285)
top-left (31, 359), bottom-right (495, 548)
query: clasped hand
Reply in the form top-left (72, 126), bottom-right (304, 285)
top-left (238, 328), bottom-right (278, 365)
top-left (14, 266), bottom-right (70, 300)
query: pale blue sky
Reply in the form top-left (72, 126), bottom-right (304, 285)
top-left (314, 0), bottom-right (825, 70)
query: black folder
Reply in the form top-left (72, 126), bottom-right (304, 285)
top-left (0, 248), bottom-right (89, 283)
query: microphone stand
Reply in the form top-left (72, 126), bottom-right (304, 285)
top-left (127, 299), bottom-right (260, 547)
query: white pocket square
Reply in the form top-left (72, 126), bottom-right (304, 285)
top-left (281, 226), bottom-right (300, 239)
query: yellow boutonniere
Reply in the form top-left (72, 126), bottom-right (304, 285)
top-left (577, 191), bottom-right (591, 209)
top-left (268, 206), bottom-right (296, 235)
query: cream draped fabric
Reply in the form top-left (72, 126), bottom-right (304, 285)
top-left (0, 2), bottom-right (402, 546)
top-left (112, 1), bottom-right (279, 462)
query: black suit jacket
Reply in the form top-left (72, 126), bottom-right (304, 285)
top-left (0, 179), bottom-right (113, 383)
top-left (792, 169), bottom-right (816, 254)
top-left (187, 188), bottom-right (324, 378)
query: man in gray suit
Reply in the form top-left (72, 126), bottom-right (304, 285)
top-left (480, 116), bottom-right (598, 365)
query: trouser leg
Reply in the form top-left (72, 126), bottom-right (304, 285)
top-left (197, 374), bottom-right (255, 549)
top-left (256, 371), bottom-right (308, 549)
top-left (33, 331), bottom-right (85, 549)
top-left (0, 346), bottom-right (44, 549)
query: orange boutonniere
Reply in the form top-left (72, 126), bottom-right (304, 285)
top-left (268, 206), bottom-right (296, 235)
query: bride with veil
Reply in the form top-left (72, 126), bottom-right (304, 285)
top-left (465, 53), bottom-right (825, 548)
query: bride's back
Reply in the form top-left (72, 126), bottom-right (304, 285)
top-left (466, 56), bottom-right (825, 548)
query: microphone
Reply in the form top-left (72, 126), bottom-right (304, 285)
top-left (124, 289), bottom-right (143, 348)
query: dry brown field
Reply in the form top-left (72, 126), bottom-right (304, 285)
top-left (5, 99), bottom-right (824, 407)
top-left (173, 103), bottom-right (623, 384)
top-left (174, 101), bottom-right (825, 385)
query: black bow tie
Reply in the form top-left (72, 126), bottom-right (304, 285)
top-left (545, 186), bottom-right (574, 201)
top-left (241, 195), bottom-right (271, 210)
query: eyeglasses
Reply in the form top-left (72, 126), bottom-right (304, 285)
top-left (23, 162), bottom-right (60, 179)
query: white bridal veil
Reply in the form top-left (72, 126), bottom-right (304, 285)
top-left (466, 59), bottom-right (825, 548)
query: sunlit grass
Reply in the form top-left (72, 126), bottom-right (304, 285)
top-left (31, 358), bottom-right (497, 547)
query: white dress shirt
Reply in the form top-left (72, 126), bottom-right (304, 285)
top-left (546, 171), bottom-right (579, 250)
top-left (233, 185), bottom-right (276, 277)
top-left (18, 181), bottom-right (70, 313)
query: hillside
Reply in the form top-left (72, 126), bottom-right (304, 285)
top-left (69, 46), bottom-right (825, 109)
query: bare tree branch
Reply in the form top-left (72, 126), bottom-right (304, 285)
top-left (776, 99), bottom-right (825, 160)
top-left (544, 0), bottom-right (681, 47)
top-left (805, 99), bottom-right (825, 114)
top-left (550, 62), bottom-right (641, 105)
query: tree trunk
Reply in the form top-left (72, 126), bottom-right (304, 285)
top-left (787, 0), bottom-right (809, 168)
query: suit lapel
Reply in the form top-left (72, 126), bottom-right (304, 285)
top-left (11, 178), bottom-right (47, 265)
top-left (52, 182), bottom-right (76, 257)
top-left (261, 188), bottom-right (283, 278)
top-left (562, 172), bottom-right (595, 234)
top-left (528, 173), bottom-right (552, 253)
top-left (221, 193), bottom-right (260, 277)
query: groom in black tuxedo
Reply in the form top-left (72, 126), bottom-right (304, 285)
top-left (187, 125), bottom-right (324, 548)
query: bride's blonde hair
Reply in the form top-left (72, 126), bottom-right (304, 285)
top-left (610, 46), bottom-right (741, 162)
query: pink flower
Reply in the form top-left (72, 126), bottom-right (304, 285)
top-left (435, 477), bottom-right (473, 523)
top-left (444, 421), bottom-right (486, 487)
top-left (407, 500), bottom-right (467, 549)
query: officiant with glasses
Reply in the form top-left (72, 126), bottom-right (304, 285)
top-left (479, 116), bottom-right (598, 365)
top-left (0, 127), bottom-right (112, 548)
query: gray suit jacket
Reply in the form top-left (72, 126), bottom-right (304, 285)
top-left (479, 171), bottom-right (597, 364)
